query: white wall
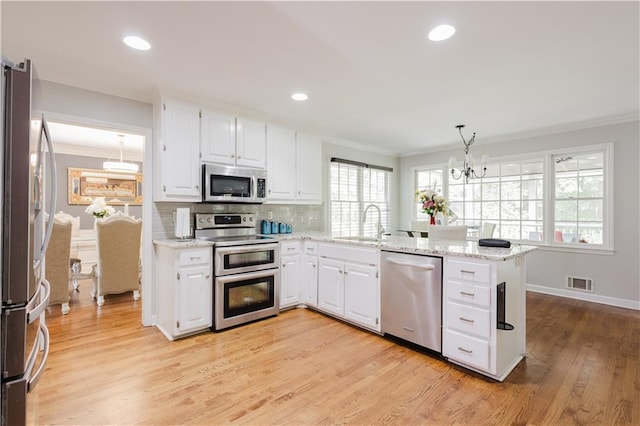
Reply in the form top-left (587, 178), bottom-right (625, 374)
top-left (400, 121), bottom-right (640, 309)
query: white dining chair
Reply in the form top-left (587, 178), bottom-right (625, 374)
top-left (427, 225), bottom-right (468, 240)
top-left (481, 222), bottom-right (496, 238)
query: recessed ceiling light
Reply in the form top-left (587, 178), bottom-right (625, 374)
top-left (428, 24), bottom-right (455, 42)
top-left (123, 35), bottom-right (151, 51)
top-left (291, 93), bottom-right (308, 101)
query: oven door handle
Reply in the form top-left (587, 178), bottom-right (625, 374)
top-left (215, 268), bottom-right (279, 284)
top-left (215, 243), bottom-right (279, 255)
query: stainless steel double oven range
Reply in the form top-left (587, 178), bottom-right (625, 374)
top-left (195, 213), bottom-right (279, 330)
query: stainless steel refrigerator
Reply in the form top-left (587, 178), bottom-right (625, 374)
top-left (1, 57), bottom-right (57, 425)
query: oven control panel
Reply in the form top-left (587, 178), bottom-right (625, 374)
top-left (195, 213), bottom-right (255, 230)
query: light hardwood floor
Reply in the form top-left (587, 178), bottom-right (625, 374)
top-left (28, 280), bottom-right (639, 425)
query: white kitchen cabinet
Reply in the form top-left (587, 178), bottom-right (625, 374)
top-left (295, 132), bottom-right (322, 202)
top-left (266, 125), bottom-right (296, 200)
top-left (156, 245), bottom-right (213, 340)
top-left (155, 99), bottom-right (201, 201)
top-left (236, 117), bottom-right (267, 168)
top-left (266, 128), bottom-right (322, 204)
top-left (344, 262), bottom-right (379, 330)
top-left (317, 243), bottom-right (380, 331)
top-left (200, 109), bottom-right (236, 165)
top-left (442, 256), bottom-right (525, 381)
top-left (318, 257), bottom-right (345, 316)
top-left (280, 241), bottom-right (302, 309)
top-left (200, 110), bottom-right (266, 169)
top-left (301, 242), bottom-right (318, 307)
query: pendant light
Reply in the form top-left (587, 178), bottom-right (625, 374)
top-left (103, 135), bottom-right (139, 173)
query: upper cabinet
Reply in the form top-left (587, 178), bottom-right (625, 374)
top-left (295, 132), bottom-right (322, 202)
top-left (266, 127), bottom-right (322, 204)
top-left (201, 110), bottom-right (266, 169)
top-left (154, 99), bottom-right (201, 202)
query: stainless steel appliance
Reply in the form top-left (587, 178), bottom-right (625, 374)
top-left (2, 58), bottom-right (56, 425)
top-left (202, 163), bottom-right (267, 204)
top-left (195, 213), bottom-right (279, 330)
top-left (380, 250), bottom-right (442, 352)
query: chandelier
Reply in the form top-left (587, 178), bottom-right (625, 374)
top-left (449, 124), bottom-right (486, 183)
top-left (103, 135), bottom-right (139, 173)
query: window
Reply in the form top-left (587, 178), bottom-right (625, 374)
top-left (412, 144), bottom-right (612, 250)
top-left (414, 168), bottom-right (443, 220)
top-left (553, 152), bottom-right (605, 245)
top-left (448, 158), bottom-right (544, 240)
top-left (330, 158), bottom-right (392, 238)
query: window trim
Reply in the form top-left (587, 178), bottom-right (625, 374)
top-left (411, 143), bottom-right (614, 252)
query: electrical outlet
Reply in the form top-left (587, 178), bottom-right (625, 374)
top-left (267, 210), bottom-right (273, 220)
top-left (172, 211), bottom-right (177, 223)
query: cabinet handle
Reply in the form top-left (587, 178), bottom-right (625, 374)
top-left (282, 264), bottom-right (286, 268)
top-left (312, 264), bottom-right (316, 268)
top-left (460, 291), bottom-right (475, 297)
top-left (231, 154), bottom-right (235, 158)
top-left (205, 274), bottom-right (210, 279)
top-left (287, 247), bottom-right (296, 251)
top-left (457, 346), bottom-right (473, 354)
top-left (460, 269), bottom-right (475, 275)
top-left (459, 317), bottom-right (475, 324)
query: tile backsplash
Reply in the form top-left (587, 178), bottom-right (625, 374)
top-left (153, 202), bottom-right (324, 240)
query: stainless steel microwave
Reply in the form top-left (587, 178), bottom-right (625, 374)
top-left (202, 163), bottom-right (267, 203)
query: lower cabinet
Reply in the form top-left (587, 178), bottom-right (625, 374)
top-left (156, 245), bottom-right (213, 340)
top-left (317, 243), bottom-right (380, 332)
top-left (442, 256), bottom-right (525, 381)
top-left (301, 242), bottom-right (319, 307)
top-left (280, 241), bottom-right (302, 309)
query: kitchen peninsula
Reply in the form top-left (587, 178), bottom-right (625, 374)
top-left (274, 234), bottom-right (537, 381)
top-left (154, 234), bottom-right (536, 381)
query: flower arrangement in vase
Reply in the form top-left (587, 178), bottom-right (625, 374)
top-left (85, 197), bottom-right (115, 219)
top-left (415, 189), bottom-right (449, 225)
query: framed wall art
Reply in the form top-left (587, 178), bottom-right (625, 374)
top-left (68, 167), bottom-right (143, 206)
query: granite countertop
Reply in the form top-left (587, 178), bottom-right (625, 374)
top-left (271, 233), bottom-right (537, 261)
top-left (154, 233), bottom-right (537, 261)
top-left (153, 239), bottom-right (214, 248)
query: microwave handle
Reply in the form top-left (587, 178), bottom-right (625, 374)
top-left (251, 175), bottom-right (256, 200)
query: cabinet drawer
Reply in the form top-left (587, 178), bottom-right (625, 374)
top-left (447, 280), bottom-right (491, 308)
top-left (281, 241), bottom-right (301, 255)
top-left (304, 241), bottom-right (318, 255)
top-left (447, 259), bottom-right (491, 284)
top-left (444, 329), bottom-right (490, 371)
top-left (178, 249), bottom-right (211, 267)
top-left (446, 301), bottom-right (491, 338)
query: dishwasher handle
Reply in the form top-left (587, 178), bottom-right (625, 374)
top-left (385, 258), bottom-right (436, 271)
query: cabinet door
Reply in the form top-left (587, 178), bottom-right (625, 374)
top-left (200, 109), bottom-right (236, 165)
top-left (344, 262), bottom-right (379, 330)
top-left (266, 125), bottom-right (296, 200)
top-left (301, 255), bottom-right (318, 307)
top-left (177, 264), bottom-right (212, 334)
top-left (295, 132), bottom-right (322, 202)
top-left (280, 254), bottom-right (301, 308)
top-left (236, 117), bottom-right (266, 168)
top-left (160, 101), bottom-right (201, 200)
top-left (318, 258), bottom-right (344, 316)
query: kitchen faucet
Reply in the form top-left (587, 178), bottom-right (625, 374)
top-left (363, 204), bottom-right (385, 240)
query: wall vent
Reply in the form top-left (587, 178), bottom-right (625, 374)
top-left (567, 276), bottom-right (593, 292)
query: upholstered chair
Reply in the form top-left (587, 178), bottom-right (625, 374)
top-left (91, 212), bottom-right (142, 307)
top-left (46, 218), bottom-right (73, 314)
top-left (53, 211), bottom-right (82, 290)
top-left (427, 225), bottom-right (468, 240)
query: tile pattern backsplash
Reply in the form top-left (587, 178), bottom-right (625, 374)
top-left (153, 202), bottom-right (324, 240)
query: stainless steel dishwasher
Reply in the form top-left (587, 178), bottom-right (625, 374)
top-left (380, 250), bottom-right (443, 353)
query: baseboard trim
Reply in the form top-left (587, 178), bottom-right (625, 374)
top-left (526, 284), bottom-right (640, 311)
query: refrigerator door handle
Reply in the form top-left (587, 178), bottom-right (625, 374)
top-left (39, 115), bottom-right (57, 259)
top-left (27, 320), bottom-right (50, 392)
top-left (27, 279), bottom-right (50, 324)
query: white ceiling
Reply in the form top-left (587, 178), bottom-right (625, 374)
top-left (2, 1), bottom-right (638, 156)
